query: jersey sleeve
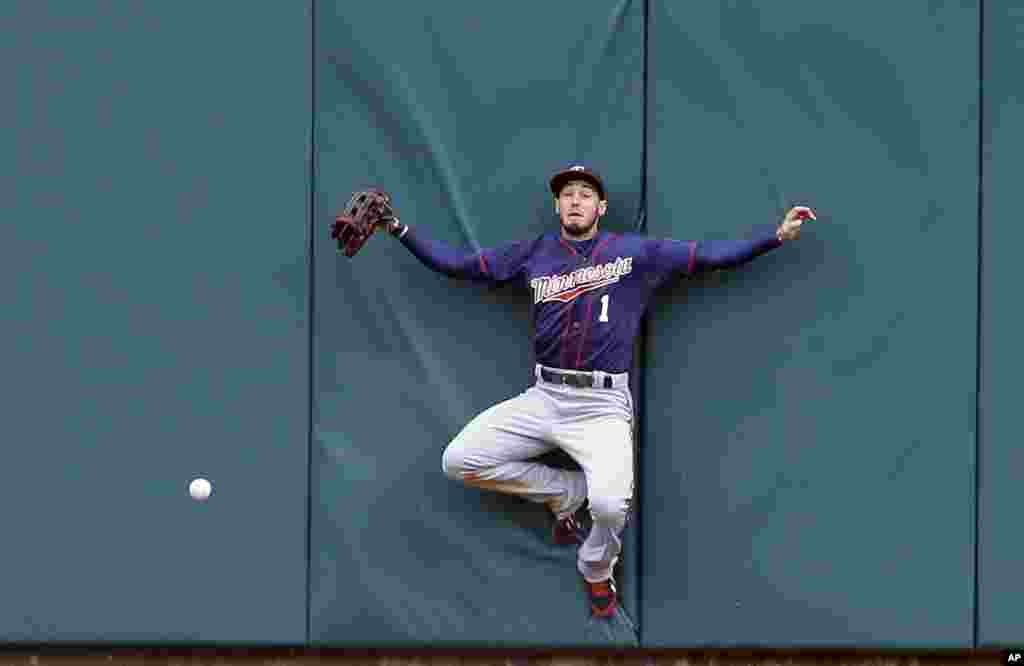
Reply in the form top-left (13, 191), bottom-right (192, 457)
top-left (477, 236), bottom-right (536, 285)
top-left (643, 237), bottom-right (698, 286)
top-left (645, 224), bottom-right (783, 284)
top-left (398, 225), bottom-right (534, 286)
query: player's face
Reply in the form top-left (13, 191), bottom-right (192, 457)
top-left (556, 181), bottom-right (606, 239)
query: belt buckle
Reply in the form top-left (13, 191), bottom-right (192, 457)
top-left (544, 368), bottom-right (593, 388)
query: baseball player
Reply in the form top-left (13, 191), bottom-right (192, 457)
top-left (373, 164), bottom-right (812, 618)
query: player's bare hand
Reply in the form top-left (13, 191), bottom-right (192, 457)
top-left (777, 205), bottom-right (816, 241)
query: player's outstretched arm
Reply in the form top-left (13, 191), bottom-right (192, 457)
top-left (694, 227), bottom-right (783, 272)
top-left (329, 190), bottom-right (532, 285)
top-left (646, 205), bottom-right (815, 279)
top-left (385, 220), bottom-right (488, 280)
top-left (695, 205), bottom-right (814, 271)
top-left (388, 220), bottom-right (534, 286)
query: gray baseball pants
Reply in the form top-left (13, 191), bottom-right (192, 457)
top-left (441, 364), bottom-right (635, 584)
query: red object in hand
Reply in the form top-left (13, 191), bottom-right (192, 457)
top-left (331, 189), bottom-right (395, 258)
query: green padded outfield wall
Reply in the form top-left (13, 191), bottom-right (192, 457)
top-left (311, 0), bottom-right (643, 647)
top-left (978, 0), bottom-right (1023, 648)
top-left (0, 0), bottom-right (1000, 650)
top-left (641, 1), bottom-right (977, 648)
top-left (0, 2), bottom-right (311, 643)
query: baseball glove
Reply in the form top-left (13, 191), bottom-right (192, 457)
top-left (330, 188), bottom-right (398, 257)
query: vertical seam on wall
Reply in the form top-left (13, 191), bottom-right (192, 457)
top-left (635, 0), bottom-right (649, 643)
top-left (305, 0), bottom-right (316, 646)
top-left (638, 0), bottom-right (649, 236)
top-left (973, 0), bottom-right (983, 650)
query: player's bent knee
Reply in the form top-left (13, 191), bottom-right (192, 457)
top-left (441, 445), bottom-right (467, 481)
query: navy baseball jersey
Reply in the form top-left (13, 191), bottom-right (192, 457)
top-left (398, 224), bottom-right (784, 373)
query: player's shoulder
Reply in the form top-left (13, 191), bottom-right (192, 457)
top-left (494, 231), bottom-right (548, 248)
top-left (500, 231), bottom-right (550, 259)
top-left (611, 229), bottom-right (646, 243)
top-left (524, 231), bottom-right (555, 250)
top-left (532, 230), bottom-right (566, 248)
top-left (604, 229), bottom-right (649, 253)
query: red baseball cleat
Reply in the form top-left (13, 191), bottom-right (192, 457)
top-left (587, 577), bottom-right (618, 618)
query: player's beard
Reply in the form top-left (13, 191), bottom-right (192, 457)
top-left (561, 214), bottom-right (598, 239)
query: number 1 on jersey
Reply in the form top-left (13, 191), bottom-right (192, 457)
top-left (599, 294), bottom-right (610, 322)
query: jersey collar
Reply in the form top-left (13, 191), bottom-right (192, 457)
top-left (558, 229), bottom-right (606, 260)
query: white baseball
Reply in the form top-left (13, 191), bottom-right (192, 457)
top-left (189, 478), bottom-right (212, 501)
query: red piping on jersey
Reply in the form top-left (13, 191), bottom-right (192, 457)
top-left (589, 234), bottom-right (612, 263)
top-left (576, 297), bottom-right (596, 369)
top-left (479, 254), bottom-right (489, 276)
top-left (558, 231), bottom-right (583, 368)
top-left (687, 241), bottom-right (697, 275)
top-left (560, 301), bottom-right (572, 369)
top-left (575, 234), bottom-right (613, 369)
top-left (559, 236), bottom-right (579, 256)
top-left (557, 236), bottom-right (579, 368)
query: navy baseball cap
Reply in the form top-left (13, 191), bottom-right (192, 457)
top-left (549, 163), bottom-right (606, 200)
